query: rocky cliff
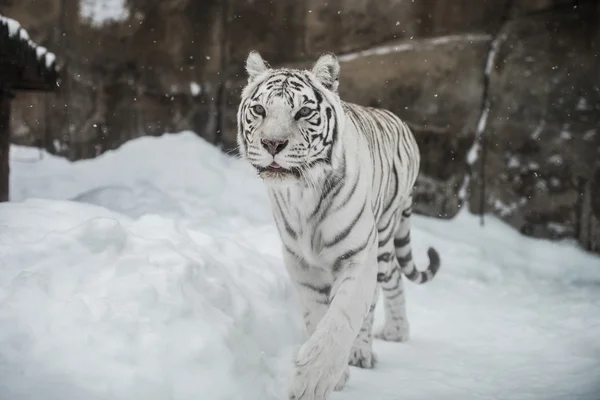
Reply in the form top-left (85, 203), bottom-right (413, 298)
top-left (2, 0), bottom-right (599, 252)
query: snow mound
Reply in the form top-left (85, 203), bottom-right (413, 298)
top-left (4, 131), bottom-right (600, 400)
top-left (0, 199), bottom-right (302, 400)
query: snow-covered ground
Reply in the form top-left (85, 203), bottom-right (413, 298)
top-left (3, 132), bottom-right (600, 400)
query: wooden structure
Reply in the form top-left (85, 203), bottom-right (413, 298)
top-left (0, 15), bottom-right (58, 201)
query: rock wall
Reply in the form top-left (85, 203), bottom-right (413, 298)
top-left (468, 1), bottom-right (600, 251)
top-left (2, 0), bottom-right (599, 253)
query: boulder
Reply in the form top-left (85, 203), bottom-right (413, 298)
top-left (304, 0), bottom-right (505, 56)
top-left (468, 3), bottom-right (600, 250)
top-left (337, 37), bottom-right (490, 218)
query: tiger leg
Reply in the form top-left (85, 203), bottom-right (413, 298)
top-left (283, 249), bottom-right (329, 336)
top-left (283, 248), bottom-right (351, 392)
top-left (376, 259), bottom-right (409, 342)
top-left (376, 206), bottom-right (411, 342)
top-left (348, 285), bottom-right (379, 369)
top-left (288, 237), bottom-right (378, 400)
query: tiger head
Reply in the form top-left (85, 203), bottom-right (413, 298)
top-left (237, 51), bottom-right (345, 185)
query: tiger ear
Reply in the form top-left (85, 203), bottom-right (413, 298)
top-left (245, 51), bottom-right (271, 83)
top-left (311, 53), bottom-right (340, 93)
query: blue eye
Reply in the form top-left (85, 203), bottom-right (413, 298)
top-left (252, 104), bottom-right (265, 116)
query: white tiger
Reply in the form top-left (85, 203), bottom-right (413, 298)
top-left (236, 51), bottom-right (441, 400)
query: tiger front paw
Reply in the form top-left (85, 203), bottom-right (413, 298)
top-left (334, 365), bottom-right (350, 391)
top-left (288, 339), bottom-right (347, 400)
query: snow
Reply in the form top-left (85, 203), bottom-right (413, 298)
top-left (338, 34), bottom-right (491, 62)
top-left (576, 97), bottom-right (589, 111)
top-left (4, 132), bottom-right (600, 400)
top-left (459, 30), bottom-right (508, 204)
top-left (190, 82), bottom-right (202, 97)
top-left (547, 154), bottom-right (563, 165)
top-left (44, 52), bottom-right (56, 69)
top-left (0, 14), bottom-right (57, 70)
top-left (531, 118), bottom-right (546, 140)
top-left (1, 15), bottom-right (20, 36)
top-left (584, 129), bottom-right (596, 141)
top-left (466, 106), bottom-right (488, 165)
top-left (560, 130), bottom-right (573, 140)
top-left (79, 0), bottom-right (130, 27)
top-left (507, 155), bottom-right (520, 168)
top-left (493, 198), bottom-right (518, 217)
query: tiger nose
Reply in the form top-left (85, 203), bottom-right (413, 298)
top-left (261, 139), bottom-right (289, 155)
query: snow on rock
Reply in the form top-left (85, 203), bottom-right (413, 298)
top-left (190, 82), bottom-right (202, 97)
top-left (79, 0), bottom-right (131, 27)
top-left (459, 31), bottom-right (508, 204)
top-left (4, 132), bottom-right (600, 400)
top-left (338, 33), bottom-right (491, 62)
top-left (0, 14), bottom-right (57, 70)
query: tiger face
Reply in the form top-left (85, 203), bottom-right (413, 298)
top-left (237, 51), bottom-right (343, 184)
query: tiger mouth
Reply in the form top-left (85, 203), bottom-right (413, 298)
top-left (256, 163), bottom-right (302, 178)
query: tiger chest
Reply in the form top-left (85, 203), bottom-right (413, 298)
top-left (270, 189), bottom-right (339, 270)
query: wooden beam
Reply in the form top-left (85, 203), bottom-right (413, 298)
top-left (0, 18), bottom-right (59, 92)
top-left (0, 61), bottom-right (58, 91)
top-left (0, 90), bottom-right (9, 202)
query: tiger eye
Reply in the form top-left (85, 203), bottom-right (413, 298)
top-left (298, 106), bottom-right (312, 118)
top-left (252, 104), bottom-right (265, 115)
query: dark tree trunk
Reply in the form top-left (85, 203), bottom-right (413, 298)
top-left (0, 92), bottom-right (10, 202)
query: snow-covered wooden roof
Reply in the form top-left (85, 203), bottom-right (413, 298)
top-left (0, 14), bottom-right (59, 91)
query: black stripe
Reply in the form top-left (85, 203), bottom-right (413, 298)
top-left (273, 194), bottom-right (297, 240)
top-left (309, 167), bottom-right (343, 220)
top-left (318, 154), bottom-right (347, 219)
top-left (404, 269), bottom-right (419, 281)
top-left (331, 172), bottom-right (360, 214)
top-left (384, 289), bottom-right (404, 301)
top-left (299, 282), bottom-right (331, 296)
top-left (332, 225), bottom-right (375, 274)
top-left (324, 201), bottom-right (366, 248)
top-left (402, 207), bottom-right (412, 219)
top-left (377, 224), bottom-right (395, 248)
top-left (283, 242), bottom-right (301, 260)
top-left (394, 232), bottom-right (410, 248)
top-left (397, 252), bottom-right (413, 266)
top-left (378, 216), bottom-right (394, 235)
top-left (382, 273), bottom-right (401, 291)
top-left (377, 252), bottom-right (394, 263)
top-left (377, 266), bottom-right (399, 283)
top-left (381, 163), bottom-right (399, 217)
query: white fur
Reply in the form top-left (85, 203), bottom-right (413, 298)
top-left (311, 53), bottom-right (340, 92)
top-left (274, 120), bottom-right (379, 400)
top-left (245, 51), bottom-right (270, 83)
top-left (237, 51), bottom-right (439, 400)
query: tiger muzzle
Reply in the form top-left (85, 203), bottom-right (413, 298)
top-left (261, 139), bottom-right (289, 155)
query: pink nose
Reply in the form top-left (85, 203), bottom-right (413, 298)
top-left (261, 139), bottom-right (289, 155)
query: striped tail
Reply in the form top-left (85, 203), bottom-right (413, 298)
top-left (393, 206), bottom-right (441, 284)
